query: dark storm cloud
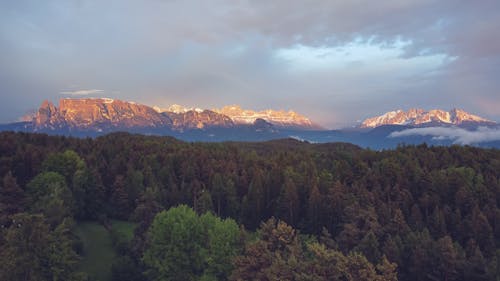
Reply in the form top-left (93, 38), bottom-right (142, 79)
top-left (0, 0), bottom-right (499, 127)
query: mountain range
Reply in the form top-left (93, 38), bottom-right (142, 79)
top-left (27, 98), bottom-right (318, 132)
top-left (1, 98), bottom-right (498, 149)
top-left (361, 108), bottom-right (495, 128)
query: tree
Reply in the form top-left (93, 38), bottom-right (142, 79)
top-left (302, 244), bottom-right (397, 281)
top-left (125, 168), bottom-right (145, 209)
top-left (325, 180), bottom-right (347, 235)
top-left (382, 235), bottom-right (401, 266)
top-left (27, 172), bottom-right (74, 226)
top-left (376, 256), bottom-right (398, 281)
top-left (241, 171), bottom-right (266, 229)
top-left (143, 205), bottom-right (241, 281)
top-left (211, 173), bottom-right (226, 217)
top-left (196, 189), bottom-right (214, 215)
top-left (211, 174), bottom-right (238, 218)
top-left (276, 178), bottom-right (300, 226)
top-left (306, 184), bottom-right (323, 234)
top-left (409, 204), bottom-right (423, 230)
top-left (131, 186), bottom-right (164, 225)
top-left (429, 206), bottom-right (447, 237)
top-left (432, 236), bottom-right (462, 281)
top-left (464, 246), bottom-right (489, 281)
top-left (42, 150), bottom-right (85, 186)
top-left (354, 231), bottom-right (381, 264)
top-left (231, 218), bottom-right (302, 281)
top-left (343, 252), bottom-right (380, 281)
top-left (143, 205), bottom-right (205, 281)
top-left (406, 229), bottom-right (433, 281)
top-left (387, 208), bottom-right (410, 235)
top-left (0, 172), bottom-right (25, 226)
top-left (200, 212), bottom-right (241, 280)
top-left (77, 168), bottom-right (105, 219)
top-left (0, 213), bottom-right (84, 281)
top-left (468, 206), bottom-right (495, 256)
top-left (302, 242), bottom-right (347, 281)
top-left (111, 175), bottom-right (131, 219)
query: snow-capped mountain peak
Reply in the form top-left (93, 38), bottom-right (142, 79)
top-left (154, 104), bottom-right (203, 114)
top-left (153, 104), bottom-right (321, 129)
top-left (361, 108), bottom-right (495, 128)
top-left (213, 105), bottom-right (321, 129)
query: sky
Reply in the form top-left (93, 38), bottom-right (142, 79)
top-left (1, 0), bottom-right (499, 128)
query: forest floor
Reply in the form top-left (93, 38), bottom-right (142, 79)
top-left (75, 220), bottom-right (136, 281)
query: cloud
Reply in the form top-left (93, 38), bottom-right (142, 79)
top-left (0, 0), bottom-right (500, 126)
top-left (389, 126), bottom-right (500, 145)
top-left (59, 89), bottom-right (104, 96)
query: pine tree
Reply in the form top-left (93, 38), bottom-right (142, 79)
top-left (0, 172), bottom-right (25, 226)
top-left (111, 175), bottom-right (130, 219)
top-left (241, 171), bottom-right (265, 229)
top-left (196, 189), bottom-right (214, 215)
top-left (277, 178), bottom-right (300, 226)
top-left (0, 213), bottom-right (84, 281)
top-left (306, 184), bottom-right (323, 234)
top-left (433, 236), bottom-right (461, 281)
top-left (465, 246), bottom-right (488, 281)
top-left (376, 256), bottom-right (398, 281)
top-left (354, 231), bottom-right (381, 264)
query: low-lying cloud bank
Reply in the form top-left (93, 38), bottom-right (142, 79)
top-left (389, 126), bottom-right (500, 145)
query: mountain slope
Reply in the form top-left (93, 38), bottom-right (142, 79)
top-left (164, 110), bottom-right (234, 130)
top-left (213, 105), bottom-right (322, 130)
top-left (27, 98), bottom-right (321, 132)
top-left (34, 98), bottom-right (172, 131)
top-left (361, 108), bottom-right (495, 128)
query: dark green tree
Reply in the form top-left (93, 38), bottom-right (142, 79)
top-left (111, 175), bottom-right (131, 219)
top-left (27, 172), bottom-right (74, 226)
top-left (196, 189), bottom-right (214, 215)
top-left (306, 184), bottom-right (323, 234)
top-left (0, 172), bottom-right (25, 226)
top-left (354, 231), bottom-right (381, 264)
top-left (0, 213), bottom-right (84, 281)
top-left (241, 171), bottom-right (266, 229)
top-left (231, 218), bottom-right (302, 281)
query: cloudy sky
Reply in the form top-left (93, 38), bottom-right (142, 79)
top-left (1, 0), bottom-right (499, 128)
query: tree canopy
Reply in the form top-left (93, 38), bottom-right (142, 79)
top-left (0, 131), bottom-right (499, 281)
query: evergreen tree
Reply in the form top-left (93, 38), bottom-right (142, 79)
top-left (231, 218), bottom-right (302, 281)
top-left (432, 235), bottom-right (462, 281)
top-left (306, 184), bottom-right (323, 234)
top-left (0, 172), bottom-right (25, 226)
top-left (354, 231), bottom-right (381, 264)
top-left (276, 178), bottom-right (300, 226)
top-left (241, 171), bottom-right (266, 229)
top-left (0, 213), bottom-right (84, 281)
top-left (110, 175), bottom-right (131, 219)
top-left (196, 189), bottom-right (214, 215)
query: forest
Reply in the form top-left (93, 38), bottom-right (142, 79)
top-left (0, 131), bottom-right (499, 281)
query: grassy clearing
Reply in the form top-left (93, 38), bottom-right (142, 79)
top-left (110, 219), bottom-right (136, 241)
top-left (75, 222), bottom-right (115, 281)
top-left (75, 220), bottom-right (137, 281)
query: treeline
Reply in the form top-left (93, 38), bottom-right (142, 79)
top-left (0, 131), bottom-right (499, 280)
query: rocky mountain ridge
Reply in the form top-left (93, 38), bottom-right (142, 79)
top-left (29, 98), bottom-right (317, 131)
top-left (213, 105), bottom-right (321, 129)
top-left (361, 108), bottom-right (495, 128)
top-left (34, 98), bottom-right (171, 131)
